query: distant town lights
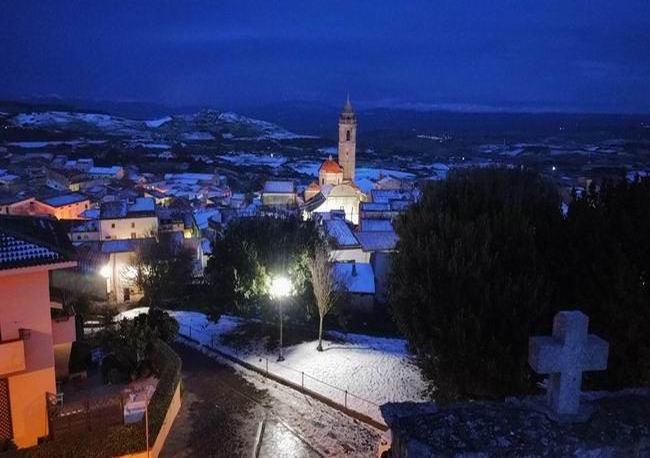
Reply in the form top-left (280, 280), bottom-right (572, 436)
top-left (552, 166), bottom-right (557, 171)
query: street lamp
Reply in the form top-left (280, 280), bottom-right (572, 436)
top-left (270, 276), bottom-right (292, 362)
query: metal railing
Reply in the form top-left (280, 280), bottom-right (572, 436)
top-left (177, 323), bottom-right (386, 427)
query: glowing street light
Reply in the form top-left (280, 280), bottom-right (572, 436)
top-left (270, 276), bottom-right (292, 299)
top-left (270, 276), bottom-right (292, 362)
top-left (99, 264), bottom-right (112, 278)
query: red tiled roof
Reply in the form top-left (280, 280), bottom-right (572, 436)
top-left (319, 159), bottom-right (342, 174)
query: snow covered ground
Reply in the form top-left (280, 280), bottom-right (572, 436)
top-left (218, 112), bottom-right (317, 140)
top-left (219, 152), bottom-right (287, 168)
top-left (118, 308), bottom-right (428, 422)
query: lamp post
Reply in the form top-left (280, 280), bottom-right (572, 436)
top-left (270, 276), bottom-right (292, 362)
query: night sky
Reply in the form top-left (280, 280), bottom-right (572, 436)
top-left (2, 1), bottom-right (649, 113)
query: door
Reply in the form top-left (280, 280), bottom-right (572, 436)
top-left (0, 378), bottom-right (12, 441)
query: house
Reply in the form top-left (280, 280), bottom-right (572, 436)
top-left (0, 215), bottom-right (77, 448)
top-left (355, 226), bottom-right (399, 304)
top-left (0, 194), bottom-right (91, 220)
top-left (98, 197), bottom-right (158, 240)
top-left (87, 166), bottom-right (125, 180)
top-left (324, 218), bottom-right (369, 263)
top-left (41, 193), bottom-right (91, 220)
top-left (262, 180), bottom-right (296, 207)
top-left (334, 262), bottom-right (375, 313)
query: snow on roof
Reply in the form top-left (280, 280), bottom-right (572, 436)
top-left (43, 193), bottom-right (88, 207)
top-left (356, 231), bottom-right (399, 252)
top-left (324, 219), bottom-right (359, 247)
top-left (128, 197), bottom-right (155, 213)
top-left (371, 189), bottom-right (415, 204)
top-left (263, 180), bottom-right (295, 194)
top-left (81, 207), bottom-right (100, 219)
top-left (360, 219), bottom-right (393, 232)
top-left (201, 238), bottom-right (212, 255)
top-left (334, 262), bottom-right (375, 294)
top-left (361, 202), bottom-right (391, 212)
top-left (101, 239), bottom-right (137, 253)
top-left (193, 208), bottom-right (221, 229)
top-left (163, 172), bottom-right (215, 182)
top-left (89, 166), bottom-right (122, 176)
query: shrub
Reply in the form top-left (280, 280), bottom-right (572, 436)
top-left (68, 341), bottom-right (91, 374)
top-left (146, 308), bottom-right (179, 344)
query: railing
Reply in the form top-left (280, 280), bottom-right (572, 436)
top-left (46, 392), bottom-right (124, 440)
top-left (177, 323), bottom-right (387, 430)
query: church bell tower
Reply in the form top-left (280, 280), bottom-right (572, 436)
top-left (338, 95), bottom-right (357, 182)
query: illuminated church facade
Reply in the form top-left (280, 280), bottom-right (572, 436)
top-left (302, 96), bottom-right (366, 225)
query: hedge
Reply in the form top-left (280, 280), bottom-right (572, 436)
top-left (6, 339), bottom-right (181, 458)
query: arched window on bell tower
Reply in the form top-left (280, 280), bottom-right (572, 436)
top-left (346, 130), bottom-right (351, 141)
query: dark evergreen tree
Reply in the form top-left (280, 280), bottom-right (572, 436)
top-left (390, 168), bottom-right (564, 400)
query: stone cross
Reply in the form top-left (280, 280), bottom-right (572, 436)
top-left (529, 311), bottom-right (609, 416)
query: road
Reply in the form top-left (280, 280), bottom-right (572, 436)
top-left (160, 342), bottom-right (381, 457)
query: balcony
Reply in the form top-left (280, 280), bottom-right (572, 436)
top-left (0, 338), bottom-right (26, 376)
top-left (52, 314), bottom-right (76, 346)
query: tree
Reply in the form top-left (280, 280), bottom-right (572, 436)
top-left (100, 309), bottom-right (179, 381)
top-left (560, 176), bottom-right (650, 388)
top-left (101, 316), bottom-right (156, 382)
top-left (132, 234), bottom-right (194, 307)
top-left (390, 168), bottom-right (563, 400)
top-left (205, 215), bottom-right (319, 321)
top-left (307, 243), bottom-right (344, 351)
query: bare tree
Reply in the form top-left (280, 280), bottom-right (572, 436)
top-left (308, 244), bottom-right (345, 351)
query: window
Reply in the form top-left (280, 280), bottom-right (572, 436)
top-left (346, 130), bottom-right (351, 141)
top-left (131, 222), bottom-right (135, 228)
top-left (105, 235), bottom-right (111, 240)
top-left (111, 223), bottom-right (115, 228)
top-left (131, 232), bottom-right (137, 239)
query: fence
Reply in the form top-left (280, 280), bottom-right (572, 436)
top-left (46, 392), bottom-right (124, 440)
top-left (177, 323), bottom-right (387, 430)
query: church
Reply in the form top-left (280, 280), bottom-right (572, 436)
top-left (302, 96), bottom-right (366, 225)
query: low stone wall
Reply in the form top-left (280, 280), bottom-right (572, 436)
top-left (383, 390), bottom-right (650, 457)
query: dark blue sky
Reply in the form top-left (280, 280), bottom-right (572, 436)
top-left (1, 1), bottom-right (649, 113)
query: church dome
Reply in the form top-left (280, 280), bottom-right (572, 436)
top-left (320, 159), bottom-right (342, 174)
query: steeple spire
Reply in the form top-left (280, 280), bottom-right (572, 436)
top-left (343, 93), bottom-right (354, 113)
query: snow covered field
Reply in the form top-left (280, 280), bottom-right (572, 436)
top-left (218, 152), bottom-right (287, 168)
top-left (118, 308), bottom-right (428, 421)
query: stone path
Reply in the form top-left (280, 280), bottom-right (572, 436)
top-left (160, 342), bottom-right (380, 457)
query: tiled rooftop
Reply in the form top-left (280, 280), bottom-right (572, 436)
top-left (0, 215), bottom-right (75, 270)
